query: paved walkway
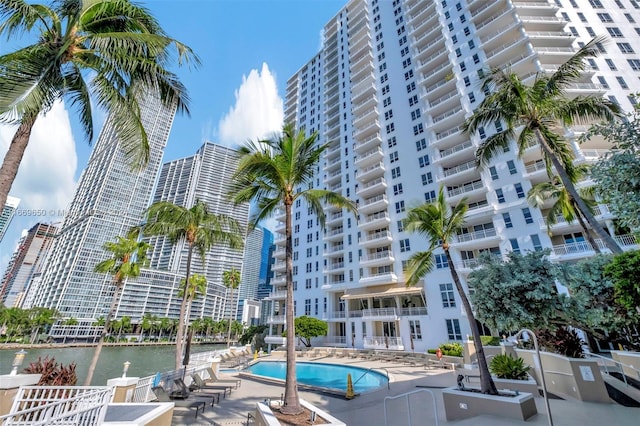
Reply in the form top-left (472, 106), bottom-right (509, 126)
top-left (169, 355), bottom-right (639, 426)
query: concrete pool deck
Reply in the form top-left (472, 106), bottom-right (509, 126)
top-left (170, 353), bottom-right (639, 425)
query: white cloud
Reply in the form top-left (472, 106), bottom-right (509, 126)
top-left (218, 63), bottom-right (284, 147)
top-left (0, 101), bottom-right (78, 218)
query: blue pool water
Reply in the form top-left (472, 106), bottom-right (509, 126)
top-left (245, 361), bottom-right (388, 393)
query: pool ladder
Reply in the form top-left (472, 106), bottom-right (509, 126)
top-left (352, 367), bottom-right (390, 390)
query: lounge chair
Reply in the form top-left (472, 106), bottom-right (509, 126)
top-left (151, 386), bottom-right (206, 418)
top-left (190, 373), bottom-right (233, 397)
top-left (206, 367), bottom-right (241, 388)
top-left (173, 378), bottom-right (222, 404)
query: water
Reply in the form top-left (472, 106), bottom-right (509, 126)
top-left (246, 361), bottom-right (388, 393)
top-left (0, 344), bottom-right (225, 385)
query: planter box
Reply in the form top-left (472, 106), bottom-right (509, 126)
top-left (493, 375), bottom-right (539, 394)
top-left (442, 387), bottom-right (537, 422)
top-left (254, 399), bottom-right (345, 426)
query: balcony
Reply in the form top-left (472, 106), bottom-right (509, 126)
top-left (360, 307), bottom-right (398, 319)
top-left (360, 271), bottom-right (398, 286)
top-left (552, 234), bottom-right (638, 259)
top-left (323, 310), bottom-right (347, 321)
top-left (454, 227), bottom-right (498, 244)
top-left (416, 49), bottom-right (449, 74)
top-left (267, 290), bottom-right (287, 300)
top-left (423, 77), bottom-right (456, 98)
top-left (355, 146), bottom-right (383, 168)
top-left (268, 315), bottom-right (286, 324)
top-left (354, 132), bottom-right (382, 153)
top-left (540, 204), bottom-right (614, 230)
top-left (440, 160), bottom-right (477, 180)
top-left (417, 62), bottom-right (451, 87)
top-left (523, 159), bottom-right (547, 177)
top-left (432, 106), bottom-right (464, 126)
top-left (325, 226), bottom-right (344, 241)
top-left (360, 250), bottom-right (394, 267)
top-left (360, 193), bottom-right (389, 214)
top-left (353, 106), bottom-right (379, 129)
top-left (360, 230), bottom-right (393, 248)
top-left (356, 176), bottom-right (387, 198)
top-left (434, 124), bottom-right (464, 143)
top-left (363, 336), bottom-right (404, 351)
top-left (400, 306), bottom-right (428, 316)
top-left (327, 210), bottom-right (343, 225)
top-left (325, 243), bottom-right (345, 255)
top-left (356, 161), bottom-right (385, 182)
top-left (324, 169), bottom-right (342, 184)
top-left (359, 210), bottom-right (391, 231)
top-left (437, 140), bottom-right (475, 162)
top-left (326, 261), bottom-right (345, 272)
top-left (352, 93), bottom-right (377, 115)
top-left (447, 179), bottom-right (484, 199)
top-left (354, 119), bottom-right (381, 142)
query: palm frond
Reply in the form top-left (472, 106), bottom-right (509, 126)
top-left (404, 250), bottom-right (435, 287)
top-left (546, 35), bottom-right (607, 93)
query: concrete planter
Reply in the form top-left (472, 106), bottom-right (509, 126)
top-left (253, 399), bottom-right (345, 426)
top-left (442, 387), bottom-right (537, 421)
top-left (493, 375), bottom-right (539, 394)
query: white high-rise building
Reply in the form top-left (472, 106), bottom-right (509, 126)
top-left (266, 0), bottom-right (640, 351)
top-left (24, 95), bottom-right (176, 320)
top-left (0, 196), bottom-right (20, 242)
top-left (145, 142), bottom-right (250, 323)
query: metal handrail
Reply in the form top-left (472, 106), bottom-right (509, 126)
top-left (384, 389), bottom-right (438, 426)
top-left (353, 366), bottom-right (390, 390)
top-left (586, 352), bottom-right (640, 386)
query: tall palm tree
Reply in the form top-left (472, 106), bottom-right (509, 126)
top-left (527, 164), bottom-right (601, 253)
top-left (142, 199), bottom-right (243, 369)
top-left (178, 273), bottom-right (207, 350)
top-left (0, 0), bottom-right (198, 211)
top-left (404, 186), bottom-right (498, 395)
top-left (463, 36), bottom-right (622, 253)
top-left (231, 123), bottom-right (357, 414)
top-left (222, 268), bottom-right (241, 347)
top-left (88, 232), bottom-right (151, 385)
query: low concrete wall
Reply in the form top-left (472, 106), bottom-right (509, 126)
top-left (493, 376), bottom-right (539, 394)
top-left (0, 374), bottom-right (41, 416)
top-left (442, 387), bottom-right (537, 421)
top-left (516, 349), bottom-right (610, 403)
top-left (611, 351), bottom-right (640, 380)
top-left (254, 399), bottom-right (346, 426)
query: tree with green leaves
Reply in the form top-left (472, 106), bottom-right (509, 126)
top-left (27, 307), bottom-right (58, 344)
top-left (231, 123), bottom-right (357, 414)
top-left (605, 250), bottom-right (640, 316)
top-left (404, 185), bottom-right (497, 395)
top-left (527, 164), bottom-right (600, 253)
top-left (179, 273), bottom-right (207, 350)
top-left (88, 232), bottom-right (151, 385)
top-left (0, 0), bottom-right (198, 211)
top-left (464, 36), bottom-right (622, 253)
top-left (222, 268), bottom-right (241, 347)
top-left (293, 316), bottom-right (328, 348)
top-left (141, 199), bottom-right (243, 369)
top-left (585, 108), bottom-right (640, 233)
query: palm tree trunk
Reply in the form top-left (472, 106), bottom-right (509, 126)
top-left (572, 200), bottom-right (602, 254)
top-left (282, 199), bottom-right (302, 415)
top-left (0, 116), bottom-right (37, 211)
top-left (444, 249), bottom-right (498, 395)
top-left (226, 287), bottom-right (234, 347)
top-left (535, 130), bottom-right (622, 253)
top-left (175, 244), bottom-right (193, 369)
top-left (85, 281), bottom-right (122, 385)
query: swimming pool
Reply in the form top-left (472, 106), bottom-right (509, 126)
top-left (245, 361), bottom-right (388, 393)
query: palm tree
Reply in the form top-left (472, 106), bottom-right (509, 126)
top-left (88, 232), bottom-right (151, 385)
top-left (527, 164), bottom-right (601, 253)
top-left (222, 268), bottom-right (241, 347)
top-left (142, 199), bottom-right (243, 369)
top-left (231, 123), bottom-right (357, 414)
top-left (404, 186), bottom-right (498, 395)
top-left (0, 0), bottom-right (198, 211)
top-left (463, 36), bottom-right (622, 253)
top-left (178, 273), bottom-right (207, 349)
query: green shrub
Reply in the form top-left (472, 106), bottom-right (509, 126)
top-left (481, 335), bottom-right (501, 346)
top-left (489, 354), bottom-right (530, 380)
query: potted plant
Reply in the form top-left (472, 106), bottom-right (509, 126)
top-left (489, 354), bottom-right (538, 394)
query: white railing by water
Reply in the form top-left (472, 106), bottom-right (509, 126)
top-left (0, 386), bottom-right (113, 426)
top-left (132, 374), bottom-right (155, 402)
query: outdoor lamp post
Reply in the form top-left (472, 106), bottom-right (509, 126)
top-left (10, 350), bottom-right (27, 375)
top-left (515, 328), bottom-right (553, 426)
top-left (122, 361), bottom-right (131, 378)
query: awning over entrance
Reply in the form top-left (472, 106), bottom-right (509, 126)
top-left (340, 285), bottom-right (424, 300)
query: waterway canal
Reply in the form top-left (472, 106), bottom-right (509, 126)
top-left (0, 344), bottom-right (225, 385)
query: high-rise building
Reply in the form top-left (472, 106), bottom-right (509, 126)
top-left (267, 0), bottom-right (640, 352)
top-left (0, 223), bottom-right (57, 307)
top-left (0, 196), bottom-right (20, 242)
top-left (23, 95), bottom-right (176, 319)
top-left (237, 227), bottom-right (264, 322)
top-left (145, 142), bottom-right (249, 323)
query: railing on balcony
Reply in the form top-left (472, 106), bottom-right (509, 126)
top-left (364, 336), bottom-right (403, 348)
top-left (363, 230), bottom-right (392, 242)
top-left (541, 204), bottom-right (611, 228)
top-left (433, 106), bottom-right (463, 123)
top-left (325, 311), bottom-right (347, 320)
top-left (359, 177), bottom-right (386, 192)
top-left (442, 160), bottom-right (476, 178)
top-left (459, 258), bottom-right (480, 269)
top-left (361, 251), bottom-right (393, 262)
top-left (447, 179), bottom-right (484, 197)
top-left (326, 243), bottom-right (345, 253)
top-left (268, 315), bottom-right (286, 324)
top-left (0, 386), bottom-right (113, 426)
top-left (328, 261), bottom-right (345, 270)
top-left (269, 290), bottom-right (287, 299)
top-left (455, 227), bottom-right (497, 242)
top-left (429, 91), bottom-right (457, 109)
top-left (361, 308), bottom-right (397, 318)
top-left (356, 147), bottom-right (383, 163)
top-left (440, 140), bottom-right (474, 159)
top-left (329, 211), bottom-right (343, 221)
top-left (436, 125), bottom-right (464, 141)
top-left (525, 160), bottom-right (546, 174)
top-left (363, 193), bottom-right (387, 207)
top-left (364, 211), bottom-right (390, 223)
top-left (400, 306), bottom-right (428, 316)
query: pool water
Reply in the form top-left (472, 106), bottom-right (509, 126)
top-left (245, 361), bottom-right (388, 393)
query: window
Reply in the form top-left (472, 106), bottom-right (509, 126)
top-left (617, 76), bottom-right (629, 89)
top-left (406, 82), bottom-right (416, 92)
top-left (464, 76), bottom-right (471, 87)
top-left (509, 238), bottom-right (521, 254)
top-left (400, 238), bottom-right (411, 252)
top-left (607, 27), bottom-right (623, 37)
top-left (473, 54), bottom-right (480, 64)
top-left (606, 58), bottom-right (617, 70)
top-left (409, 320), bottom-right (422, 340)
top-left (386, 123), bottom-right (395, 133)
top-left (413, 123), bottom-right (424, 135)
top-left (531, 234), bottom-right (543, 251)
top-left (411, 108), bottom-right (421, 120)
top-left (435, 253), bottom-right (449, 269)
top-left (569, 26), bottom-right (579, 36)
top-left (421, 172), bottom-right (433, 185)
top-left (597, 12), bottom-right (612, 22)
top-left (455, 47), bottom-right (462, 57)
top-left (489, 166), bottom-right (499, 180)
top-left (507, 160), bottom-right (517, 175)
top-left (522, 207), bottom-right (534, 224)
top-left (586, 26), bottom-right (596, 37)
top-left (625, 13), bottom-right (636, 23)
top-left (305, 299), bottom-right (311, 316)
top-left (561, 12), bottom-right (569, 21)
top-left (597, 76), bottom-right (610, 89)
top-left (464, 27), bottom-right (470, 36)
top-left (397, 220), bottom-right (404, 232)
top-left (446, 319), bottom-right (462, 340)
top-left (440, 283), bottom-right (456, 308)
top-left (469, 40), bottom-right (475, 49)
top-left (618, 43), bottom-right (634, 53)
top-left (389, 151), bottom-right (399, 163)
top-left (305, 278), bottom-right (312, 289)
top-left (590, 0), bottom-right (604, 8)
top-left (615, 0), bottom-right (625, 7)
top-left (395, 200), bottom-right (405, 213)
top-left (393, 183), bottom-right (403, 195)
top-left (577, 12), bottom-right (587, 22)
top-left (388, 136), bottom-right (397, 148)
top-left (628, 59), bottom-right (640, 70)
top-left (409, 95), bottom-right (419, 106)
top-left (391, 166), bottom-right (401, 179)
top-left (502, 212), bottom-right (513, 229)
top-left (479, 127), bottom-right (486, 139)
top-left (496, 188), bottom-right (505, 203)
top-left (468, 92), bottom-right (476, 103)
top-left (415, 138), bottom-right (427, 151)
top-left (514, 183), bottom-right (525, 198)
top-left (424, 190), bottom-right (436, 203)
top-left (419, 154), bottom-right (430, 167)
top-left (460, 61), bottom-right (466, 72)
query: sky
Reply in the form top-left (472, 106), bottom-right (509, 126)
top-left (0, 0), bottom-right (347, 270)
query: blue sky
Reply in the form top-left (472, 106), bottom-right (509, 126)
top-left (0, 0), bottom-right (347, 270)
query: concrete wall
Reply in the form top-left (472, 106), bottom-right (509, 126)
top-left (442, 387), bottom-right (537, 421)
top-left (516, 349), bottom-right (610, 403)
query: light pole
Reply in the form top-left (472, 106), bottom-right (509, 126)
top-left (516, 328), bottom-right (553, 426)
